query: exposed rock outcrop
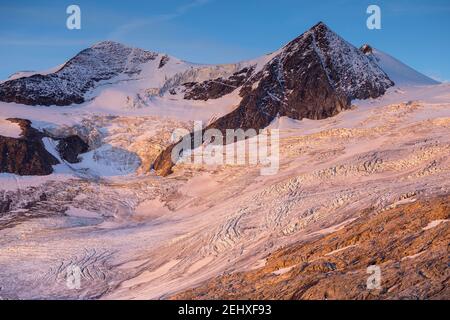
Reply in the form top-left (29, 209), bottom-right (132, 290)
top-left (158, 55), bottom-right (170, 69)
top-left (0, 119), bottom-right (90, 175)
top-left (360, 44), bottom-right (373, 55)
top-left (173, 195), bottom-right (450, 300)
top-left (56, 135), bottom-right (89, 163)
top-left (0, 119), bottom-right (59, 175)
top-left (183, 66), bottom-right (255, 100)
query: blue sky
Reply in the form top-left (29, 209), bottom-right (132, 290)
top-left (0, 0), bottom-right (449, 81)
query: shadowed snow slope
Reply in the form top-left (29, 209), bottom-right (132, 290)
top-left (371, 48), bottom-right (439, 86)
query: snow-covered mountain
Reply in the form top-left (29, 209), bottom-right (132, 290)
top-left (0, 23), bottom-right (437, 110)
top-left (0, 22), bottom-right (398, 108)
top-left (0, 22), bottom-right (440, 177)
top-left (0, 22), bottom-right (449, 301)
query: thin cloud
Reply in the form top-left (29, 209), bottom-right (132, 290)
top-left (109, 0), bottom-right (212, 40)
top-left (0, 37), bottom-right (94, 47)
top-left (387, 2), bottom-right (450, 14)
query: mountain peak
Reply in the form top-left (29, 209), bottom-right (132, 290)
top-left (279, 21), bottom-right (393, 101)
top-left (310, 21), bottom-right (329, 31)
top-left (91, 40), bottom-right (125, 48)
top-left (360, 44), bottom-right (374, 55)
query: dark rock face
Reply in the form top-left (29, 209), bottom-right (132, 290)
top-left (0, 119), bottom-right (90, 175)
top-left (154, 22), bottom-right (394, 176)
top-left (0, 41), bottom-right (158, 106)
top-left (158, 55), bottom-right (170, 69)
top-left (56, 136), bottom-right (89, 163)
top-left (184, 67), bottom-right (255, 101)
top-left (0, 119), bottom-right (59, 175)
top-left (152, 143), bottom-right (179, 177)
top-left (360, 44), bottom-right (373, 55)
top-left (0, 198), bottom-right (12, 213)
